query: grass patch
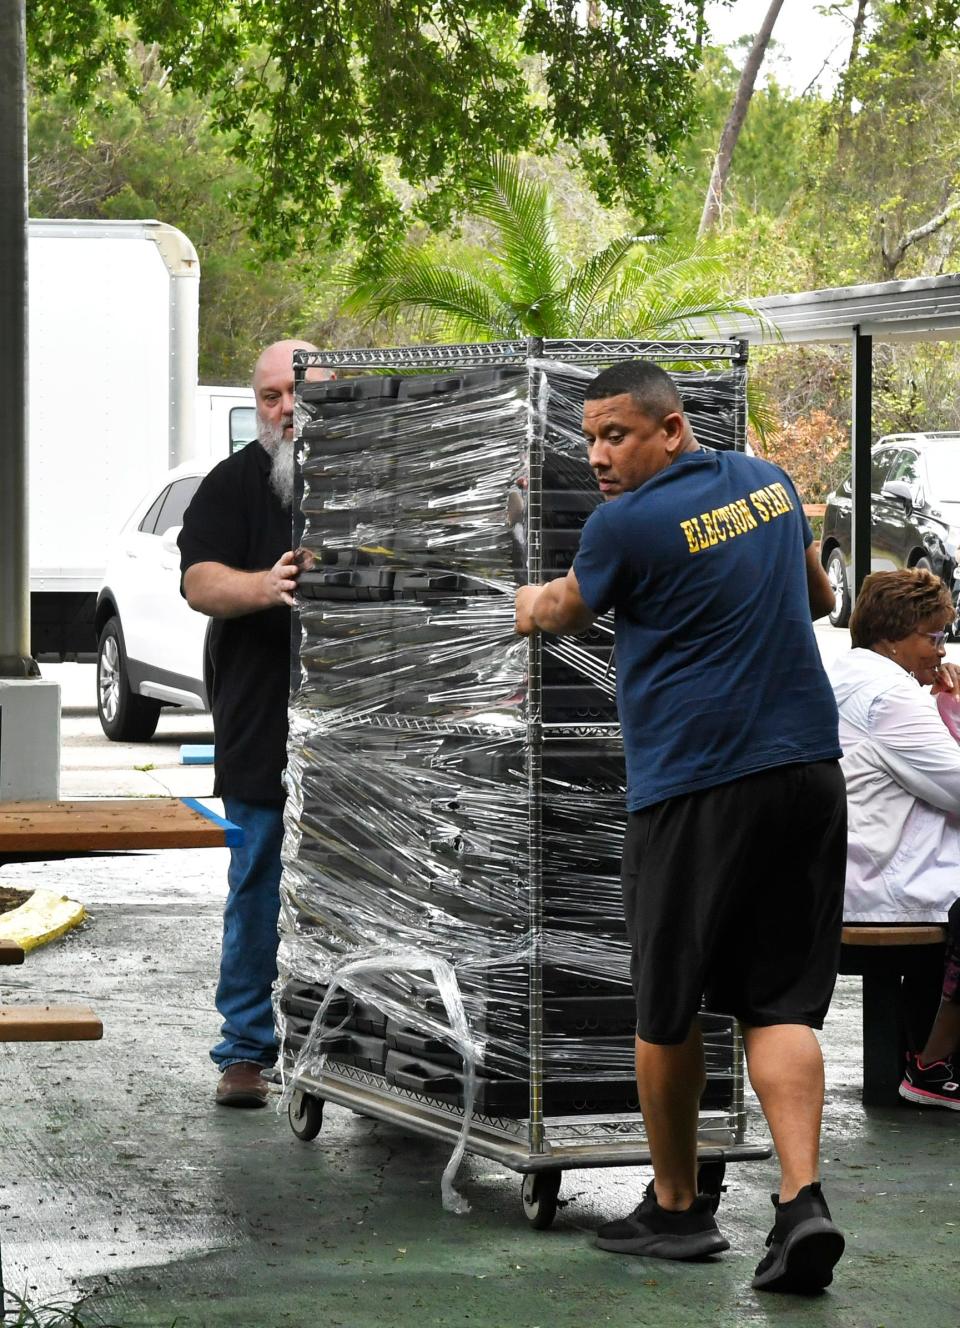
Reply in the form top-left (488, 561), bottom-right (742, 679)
top-left (3, 1290), bottom-right (177, 1327)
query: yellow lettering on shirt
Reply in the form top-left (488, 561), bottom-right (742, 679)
top-left (680, 519), bottom-right (701, 554)
top-left (679, 482), bottom-right (796, 556)
top-left (692, 516), bottom-right (711, 551)
top-left (749, 489), bottom-right (770, 522)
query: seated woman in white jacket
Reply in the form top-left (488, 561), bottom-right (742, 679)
top-left (829, 568), bottom-right (960, 1110)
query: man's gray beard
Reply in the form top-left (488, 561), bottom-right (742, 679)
top-left (258, 418), bottom-right (295, 508)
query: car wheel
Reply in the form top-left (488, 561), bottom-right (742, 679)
top-left (826, 549), bottom-right (851, 628)
top-left (97, 616), bottom-right (162, 742)
top-left (914, 556), bottom-right (933, 574)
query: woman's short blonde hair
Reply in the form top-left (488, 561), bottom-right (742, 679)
top-left (849, 568), bottom-right (954, 648)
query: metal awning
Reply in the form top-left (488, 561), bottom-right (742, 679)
top-left (691, 271), bottom-right (960, 345)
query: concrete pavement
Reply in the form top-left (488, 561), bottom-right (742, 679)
top-left (0, 643), bottom-right (956, 1326)
top-left (51, 662), bottom-right (216, 801)
top-left (3, 846), bottom-right (956, 1328)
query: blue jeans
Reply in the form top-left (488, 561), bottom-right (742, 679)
top-left (211, 798), bottom-right (284, 1071)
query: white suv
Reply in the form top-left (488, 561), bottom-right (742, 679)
top-left (95, 461), bottom-right (213, 740)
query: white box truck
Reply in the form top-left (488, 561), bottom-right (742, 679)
top-left (28, 218), bottom-right (253, 660)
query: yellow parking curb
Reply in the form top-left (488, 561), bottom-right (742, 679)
top-left (0, 887), bottom-right (87, 952)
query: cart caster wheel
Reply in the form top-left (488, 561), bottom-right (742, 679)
top-left (288, 1089), bottom-right (323, 1142)
top-left (697, 1160), bottom-right (726, 1214)
top-left (521, 1170), bottom-right (562, 1230)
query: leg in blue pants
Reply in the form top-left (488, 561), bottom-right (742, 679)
top-left (212, 798), bottom-right (284, 1070)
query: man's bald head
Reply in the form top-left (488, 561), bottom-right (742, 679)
top-left (253, 339), bottom-right (332, 445)
top-left (252, 339), bottom-right (324, 395)
top-left (253, 339), bottom-right (331, 507)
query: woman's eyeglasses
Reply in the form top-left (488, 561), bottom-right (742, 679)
top-left (917, 629), bottom-right (948, 647)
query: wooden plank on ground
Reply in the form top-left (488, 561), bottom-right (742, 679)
top-left (842, 924), bottom-right (946, 947)
top-left (0, 1004), bottom-right (102, 1041)
top-left (0, 797), bottom-right (241, 853)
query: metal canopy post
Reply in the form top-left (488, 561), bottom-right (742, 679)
top-left (851, 326), bottom-right (873, 599)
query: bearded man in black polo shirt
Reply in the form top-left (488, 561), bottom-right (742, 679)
top-left (179, 339), bottom-right (330, 1108)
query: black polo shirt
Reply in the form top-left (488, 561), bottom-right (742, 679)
top-left (178, 442), bottom-right (292, 805)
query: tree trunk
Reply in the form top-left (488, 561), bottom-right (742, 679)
top-left (698, 0), bottom-right (786, 236)
top-left (880, 197), bottom-right (960, 275)
top-left (694, 0), bottom-right (706, 57)
top-left (837, 0), bottom-right (870, 155)
top-left (0, 0), bottom-right (36, 677)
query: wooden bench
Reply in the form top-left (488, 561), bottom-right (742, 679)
top-left (0, 941), bottom-right (101, 1044)
top-left (0, 796), bottom-right (241, 862)
top-left (0, 942), bottom-right (23, 967)
top-left (839, 924), bottom-right (947, 1107)
top-left (0, 1004), bottom-right (102, 1041)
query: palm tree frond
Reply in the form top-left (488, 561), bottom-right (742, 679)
top-left (340, 251), bottom-right (515, 340)
top-left (465, 154), bottom-right (568, 316)
top-left (563, 234), bottom-right (648, 335)
top-left (337, 158), bottom-right (766, 385)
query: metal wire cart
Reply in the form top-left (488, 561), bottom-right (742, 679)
top-left (275, 338), bottom-right (770, 1228)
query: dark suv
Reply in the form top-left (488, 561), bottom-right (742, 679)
top-left (821, 432), bottom-right (960, 627)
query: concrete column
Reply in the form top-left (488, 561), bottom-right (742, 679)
top-left (0, 680), bottom-right (60, 799)
top-left (0, 0), bottom-right (37, 679)
top-left (0, 3), bottom-right (61, 802)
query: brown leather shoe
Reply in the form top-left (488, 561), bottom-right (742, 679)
top-left (215, 1060), bottom-right (270, 1108)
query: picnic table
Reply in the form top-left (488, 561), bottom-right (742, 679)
top-left (0, 796), bottom-right (241, 862)
top-left (840, 923), bottom-right (947, 1106)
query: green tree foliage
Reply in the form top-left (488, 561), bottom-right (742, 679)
top-left (795, 3), bottom-right (960, 284)
top-left (28, 61), bottom-right (326, 382)
top-left (894, 0), bottom-right (960, 55)
top-left (668, 45), bottom-right (823, 244)
top-left (342, 154), bottom-right (755, 342)
top-left (674, 8), bottom-right (960, 478)
top-left (26, 52), bottom-right (668, 379)
top-left (26, 0), bottom-right (706, 259)
top-left (673, 8), bottom-right (960, 291)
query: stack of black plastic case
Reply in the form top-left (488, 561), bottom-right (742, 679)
top-left (277, 346), bottom-right (746, 1134)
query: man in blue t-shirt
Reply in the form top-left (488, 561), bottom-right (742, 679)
top-left (515, 361), bottom-right (847, 1295)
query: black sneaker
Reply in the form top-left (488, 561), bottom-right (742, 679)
top-left (752, 1182), bottom-right (845, 1294)
top-left (595, 1180), bottom-right (730, 1260)
top-left (899, 1054), bottom-right (960, 1110)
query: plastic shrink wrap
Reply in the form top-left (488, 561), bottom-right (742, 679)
top-left (274, 346), bottom-right (752, 1210)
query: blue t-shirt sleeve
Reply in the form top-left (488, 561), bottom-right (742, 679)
top-left (573, 506), bottom-right (630, 614)
top-left (775, 466), bottom-right (814, 547)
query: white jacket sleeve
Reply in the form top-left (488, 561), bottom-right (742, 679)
top-left (869, 681), bottom-right (960, 814)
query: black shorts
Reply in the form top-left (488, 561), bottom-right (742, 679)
top-left (621, 760), bottom-right (847, 1045)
